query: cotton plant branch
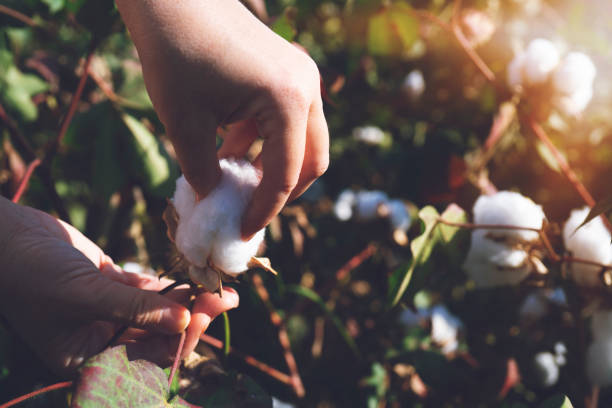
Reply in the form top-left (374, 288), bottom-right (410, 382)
top-left (0, 381), bottom-right (73, 408)
top-left (0, 5), bottom-right (37, 27)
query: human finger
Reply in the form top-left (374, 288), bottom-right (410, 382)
top-left (217, 119), bottom-right (259, 159)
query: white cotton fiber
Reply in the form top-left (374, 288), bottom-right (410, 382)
top-left (507, 52), bottom-right (525, 90)
top-left (352, 126), bottom-right (385, 146)
top-left (563, 207), bottom-right (612, 286)
top-left (387, 199), bottom-right (411, 231)
top-left (556, 87), bottom-right (593, 117)
top-left (355, 190), bottom-right (388, 220)
top-left (402, 70), bottom-right (425, 101)
top-left (173, 159), bottom-right (265, 276)
top-left (334, 189), bottom-right (356, 221)
top-left (587, 339), bottom-right (612, 386)
top-left (431, 305), bottom-right (462, 354)
top-left (519, 292), bottom-right (549, 324)
top-left (523, 38), bottom-right (560, 85)
top-left (592, 310), bottom-right (612, 341)
top-left (473, 191), bottom-right (545, 242)
top-left (553, 52), bottom-right (596, 96)
top-left (533, 351), bottom-right (560, 387)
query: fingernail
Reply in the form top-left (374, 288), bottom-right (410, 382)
top-left (160, 307), bottom-right (190, 334)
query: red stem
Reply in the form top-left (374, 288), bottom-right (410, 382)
top-left (0, 5), bottom-right (37, 27)
top-left (11, 158), bottom-right (41, 203)
top-left (526, 116), bottom-right (612, 234)
top-left (200, 333), bottom-right (293, 386)
top-left (0, 381), bottom-right (72, 408)
top-left (168, 330), bottom-right (186, 387)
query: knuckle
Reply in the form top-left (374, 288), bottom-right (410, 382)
top-left (309, 155), bottom-right (329, 179)
top-left (277, 178), bottom-right (299, 196)
top-left (128, 294), bottom-right (160, 328)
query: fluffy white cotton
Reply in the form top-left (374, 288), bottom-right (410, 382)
top-left (473, 191), bottom-right (545, 242)
top-left (334, 189), bottom-right (356, 221)
top-left (355, 190), bottom-right (388, 220)
top-left (402, 70), bottom-right (425, 101)
top-left (524, 38), bottom-right (560, 85)
top-left (533, 352), bottom-right (560, 387)
top-left (587, 340), bottom-right (612, 386)
top-left (553, 52), bottom-right (596, 96)
top-left (352, 126), bottom-right (385, 146)
top-left (387, 199), bottom-right (411, 231)
top-left (431, 305), bottom-right (462, 354)
top-left (556, 87), bottom-right (593, 117)
top-left (173, 159), bottom-right (265, 276)
top-left (563, 207), bottom-right (612, 286)
top-left (507, 52), bottom-right (526, 90)
top-left (592, 310), bottom-right (612, 341)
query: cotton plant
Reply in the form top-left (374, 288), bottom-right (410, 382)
top-left (563, 207), bottom-right (612, 287)
top-left (506, 38), bottom-right (596, 117)
top-left (398, 304), bottom-right (462, 355)
top-left (463, 191), bottom-right (546, 288)
top-left (533, 344), bottom-right (567, 388)
top-left (352, 125), bottom-right (386, 146)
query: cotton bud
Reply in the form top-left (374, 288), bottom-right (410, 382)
top-left (402, 70), bottom-right (425, 101)
top-left (352, 126), bottom-right (385, 146)
top-left (507, 52), bottom-right (526, 91)
top-left (524, 39), bottom-right (560, 85)
top-left (172, 159), bottom-right (265, 281)
top-left (355, 190), bottom-right (388, 220)
top-left (533, 352), bottom-right (560, 387)
top-left (430, 305), bottom-right (462, 354)
top-left (463, 191), bottom-right (545, 288)
top-left (586, 339), bottom-right (612, 386)
top-left (334, 189), bottom-right (356, 221)
top-left (563, 207), bottom-right (612, 287)
top-left (460, 9), bottom-right (495, 48)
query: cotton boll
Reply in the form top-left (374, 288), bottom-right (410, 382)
top-left (334, 189), bottom-right (356, 221)
top-left (402, 70), bottom-right (425, 101)
top-left (587, 340), bottom-right (612, 386)
top-left (355, 190), bottom-right (388, 220)
top-left (473, 191), bottom-right (545, 242)
top-left (563, 207), bottom-right (612, 286)
top-left (387, 199), bottom-right (411, 231)
top-left (174, 159), bottom-right (265, 276)
top-left (352, 126), bottom-right (385, 146)
top-left (519, 292), bottom-right (549, 324)
top-left (592, 310), bottom-right (612, 341)
top-left (523, 38), bottom-right (560, 85)
top-left (553, 52), bottom-right (596, 96)
top-left (431, 305), bottom-right (462, 354)
top-left (172, 175), bottom-right (198, 220)
top-left (533, 352), bottom-right (560, 387)
top-left (507, 52), bottom-right (526, 90)
top-left (556, 86), bottom-right (593, 117)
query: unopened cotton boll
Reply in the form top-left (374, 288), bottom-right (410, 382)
top-left (587, 340), bottom-right (612, 386)
top-left (173, 159), bottom-right (265, 276)
top-left (533, 352), bottom-right (560, 387)
top-left (431, 305), bottom-right (462, 354)
top-left (387, 199), bottom-right (411, 232)
top-left (334, 189), bottom-right (356, 221)
top-left (352, 126), bottom-right (385, 146)
top-left (473, 191), bottom-right (545, 242)
top-left (402, 70), bottom-right (425, 101)
top-left (553, 52), bottom-right (596, 96)
top-left (563, 207), bottom-right (612, 286)
top-left (523, 38), bottom-right (560, 85)
top-left (355, 190), bottom-right (388, 220)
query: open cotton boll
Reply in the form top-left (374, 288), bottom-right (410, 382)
top-left (563, 207), bottom-right (612, 286)
top-left (173, 159), bottom-right (265, 276)
top-left (352, 126), bottom-right (385, 146)
top-left (553, 52), bottom-right (596, 95)
top-left (587, 340), bottom-right (612, 386)
top-left (556, 86), bottom-right (593, 117)
top-left (592, 310), bottom-right (612, 341)
top-left (523, 38), bottom-right (560, 85)
top-left (402, 70), bottom-right (425, 101)
top-left (334, 189), bottom-right (356, 221)
top-left (387, 199), bottom-right (411, 231)
top-left (507, 52), bottom-right (525, 90)
top-left (533, 352), bottom-right (560, 387)
top-left (355, 190), bottom-right (388, 220)
top-left (431, 305), bottom-right (462, 354)
top-left (473, 191), bottom-right (545, 242)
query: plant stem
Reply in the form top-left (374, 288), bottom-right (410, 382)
top-left (11, 158), bottom-right (41, 203)
top-left (0, 381), bottom-right (72, 408)
top-left (222, 311), bottom-right (231, 356)
top-left (168, 330), bottom-right (186, 387)
top-left (0, 5), bottom-right (37, 27)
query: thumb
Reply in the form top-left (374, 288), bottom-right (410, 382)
top-left (84, 274), bottom-right (191, 335)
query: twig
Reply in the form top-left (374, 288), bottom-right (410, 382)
top-left (0, 5), bottom-right (37, 27)
top-left (0, 381), bottom-right (73, 408)
top-left (168, 330), bottom-right (186, 387)
top-left (437, 218), bottom-right (541, 233)
top-left (526, 116), bottom-right (612, 234)
top-left (200, 333), bottom-right (294, 386)
top-left (251, 273), bottom-right (305, 397)
top-left (11, 158), bottom-right (41, 203)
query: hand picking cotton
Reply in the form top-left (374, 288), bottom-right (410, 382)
top-left (172, 159), bottom-right (265, 277)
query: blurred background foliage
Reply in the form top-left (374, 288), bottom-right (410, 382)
top-left (0, 0), bottom-right (612, 406)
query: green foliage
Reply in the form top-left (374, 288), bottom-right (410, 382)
top-left (271, 9), bottom-right (296, 42)
top-left (539, 395), bottom-right (574, 408)
top-left (368, 2), bottom-right (418, 56)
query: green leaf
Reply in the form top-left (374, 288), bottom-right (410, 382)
top-left (286, 285), bottom-right (360, 357)
top-left (387, 3), bottom-right (419, 50)
top-left (363, 362), bottom-right (387, 398)
top-left (388, 206), bottom-right (440, 307)
top-left (575, 193), bottom-right (612, 232)
top-left (72, 345), bottom-right (195, 407)
top-left (539, 394), bottom-right (573, 408)
top-left (367, 3), bottom-right (419, 56)
top-left (42, 0), bottom-right (66, 13)
top-left (367, 11), bottom-right (395, 56)
top-left (271, 9), bottom-right (296, 42)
